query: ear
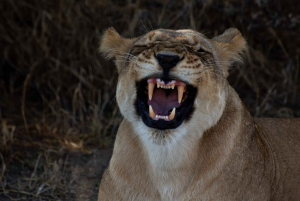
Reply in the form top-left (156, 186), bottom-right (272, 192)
top-left (212, 28), bottom-right (247, 77)
top-left (99, 27), bottom-right (136, 71)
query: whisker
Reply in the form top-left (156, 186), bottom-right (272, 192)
top-left (119, 52), bottom-right (138, 59)
top-left (140, 20), bottom-right (150, 34)
top-left (147, 19), bottom-right (153, 31)
top-left (116, 57), bottom-right (137, 62)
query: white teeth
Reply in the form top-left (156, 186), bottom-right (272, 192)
top-left (168, 108), bottom-right (176, 121)
top-left (177, 85), bottom-right (185, 103)
top-left (149, 105), bottom-right (155, 119)
top-left (155, 83), bottom-right (176, 89)
top-left (149, 105), bottom-right (175, 121)
top-left (150, 106), bottom-right (168, 120)
top-left (149, 108), bottom-right (176, 121)
top-left (155, 115), bottom-right (169, 120)
top-left (148, 82), bottom-right (155, 100)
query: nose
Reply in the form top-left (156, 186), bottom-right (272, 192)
top-left (156, 54), bottom-right (180, 71)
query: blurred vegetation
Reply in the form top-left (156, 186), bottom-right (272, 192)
top-left (0, 0), bottom-right (299, 200)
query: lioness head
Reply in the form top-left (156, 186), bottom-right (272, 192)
top-left (100, 28), bottom-right (246, 133)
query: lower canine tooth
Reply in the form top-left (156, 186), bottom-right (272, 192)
top-left (149, 105), bottom-right (155, 119)
top-left (168, 108), bottom-right (176, 121)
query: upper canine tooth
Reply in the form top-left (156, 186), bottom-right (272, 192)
top-left (149, 105), bottom-right (155, 119)
top-left (169, 108), bottom-right (176, 121)
top-left (177, 85), bottom-right (185, 103)
top-left (148, 82), bottom-right (155, 100)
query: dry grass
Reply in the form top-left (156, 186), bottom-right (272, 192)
top-left (0, 0), bottom-right (299, 200)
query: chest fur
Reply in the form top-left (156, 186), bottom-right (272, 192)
top-left (136, 123), bottom-right (200, 200)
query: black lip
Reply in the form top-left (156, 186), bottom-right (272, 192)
top-left (135, 78), bottom-right (198, 130)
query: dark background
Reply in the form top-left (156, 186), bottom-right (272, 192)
top-left (1, 0), bottom-right (300, 200)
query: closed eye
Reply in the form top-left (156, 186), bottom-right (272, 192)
top-left (197, 47), bottom-right (206, 53)
top-left (130, 46), bottom-right (148, 55)
top-left (130, 44), bottom-right (157, 56)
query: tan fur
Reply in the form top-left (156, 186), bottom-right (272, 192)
top-left (98, 28), bottom-right (300, 201)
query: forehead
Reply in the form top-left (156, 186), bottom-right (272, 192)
top-left (135, 29), bottom-right (207, 46)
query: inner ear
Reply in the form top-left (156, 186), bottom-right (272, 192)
top-left (211, 28), bottom-right (248, 77)
top-left (212, 28), bottom-right (247, 54)
top-left (99, 27), bottom-right (137, 72)
top-left (100, 27), bottom-right (136, 57)
top-left (212, 28), bottom-right (242, 44)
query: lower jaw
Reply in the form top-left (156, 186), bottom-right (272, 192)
top-left (141, 117), bottom-right (183, 130)
top-left (137, 100), bottom-right (190, 130)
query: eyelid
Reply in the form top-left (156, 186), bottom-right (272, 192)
top-left (197, 46), bottom-right (212, 54)
top-left (197, 47), bottom-right (206, 52)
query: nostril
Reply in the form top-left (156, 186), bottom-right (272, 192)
top-left (156, 54), bottom-right (180, 70)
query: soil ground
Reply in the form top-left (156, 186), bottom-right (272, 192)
top-left (1, 149), bottom-right (112, 201)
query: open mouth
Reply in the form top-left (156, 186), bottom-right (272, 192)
top-left (136, 77), bottom-right (197, 130)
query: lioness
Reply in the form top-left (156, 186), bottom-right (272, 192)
top-left (98, 27), bottom-right (300, 201)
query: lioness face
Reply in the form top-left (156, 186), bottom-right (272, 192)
top-left (101, 28), bottom-right (246, 132)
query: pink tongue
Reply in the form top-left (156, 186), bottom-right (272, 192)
top-left (147, 88), bottom-right (181, 115)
